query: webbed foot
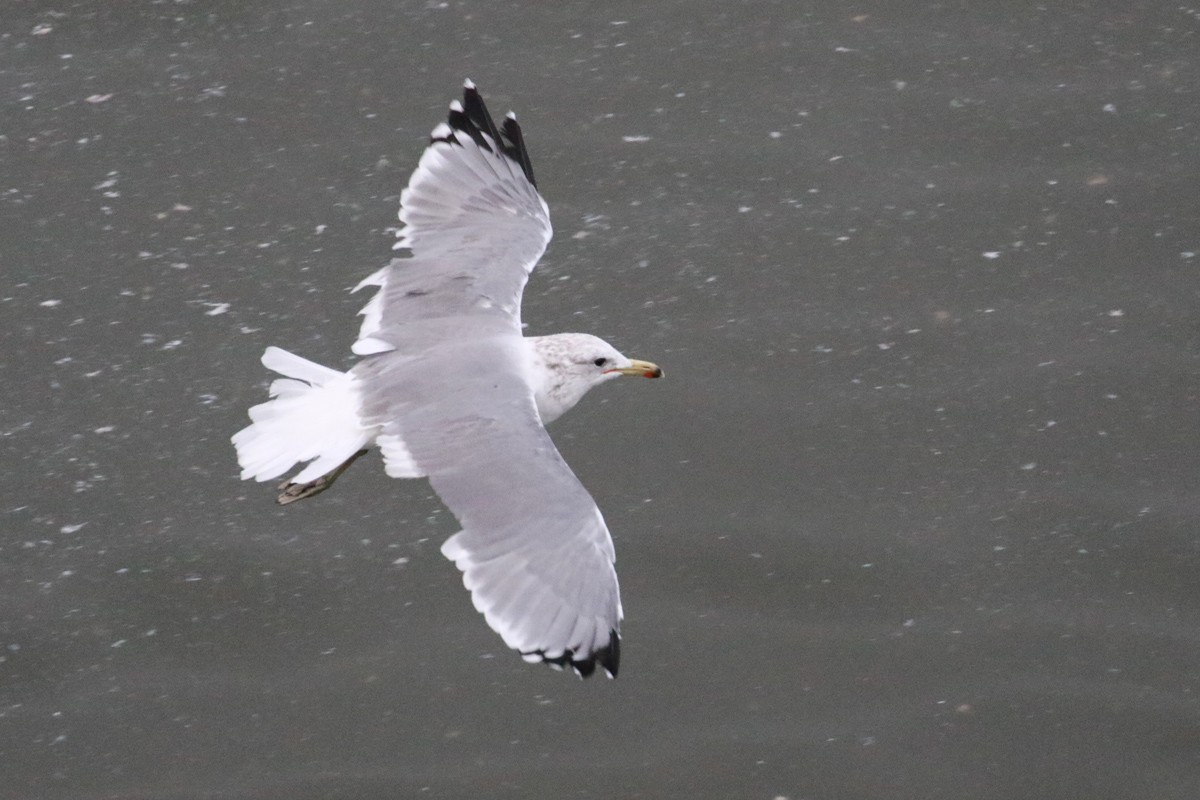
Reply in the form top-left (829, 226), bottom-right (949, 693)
top-left (274, 449), bottom-right (370, 505)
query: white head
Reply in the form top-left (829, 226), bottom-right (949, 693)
top-left (526, 333), bottom-right (662, 424)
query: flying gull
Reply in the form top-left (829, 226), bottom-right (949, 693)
top-left (232, 81), bottom-right (662, 678)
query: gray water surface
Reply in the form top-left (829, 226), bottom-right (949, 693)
top-left (3, 3), bottom-right (1199, 798)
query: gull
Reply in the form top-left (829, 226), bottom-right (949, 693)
top-left (232, 81), bottom-right (662, 678)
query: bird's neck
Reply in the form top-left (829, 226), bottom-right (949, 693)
top-left (524, 334), bottom-right (591, 424)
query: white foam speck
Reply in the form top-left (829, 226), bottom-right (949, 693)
top-left (60, 523), bottom-right (87, 534)
top-left (621, 135), bottom-right (651, 143)
top-left (982, 251), bottom-right (1001, 259)
top-left (203, 302), bottom-right (230, 316)
top-left (40, 299), bottom-right (61, 308)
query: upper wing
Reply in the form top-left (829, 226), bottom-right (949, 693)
top-left (353, 81), bottom-right (553, 357)
top-left (355, 340), bottom-right (622, 678)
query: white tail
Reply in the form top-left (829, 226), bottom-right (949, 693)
top-left (232, 347), bottom-right (376, 484)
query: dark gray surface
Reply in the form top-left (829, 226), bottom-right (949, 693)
top-left (3, 2), bottom-right (1199, 798)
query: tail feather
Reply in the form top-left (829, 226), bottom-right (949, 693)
top-left (261, 346), bottom-right (342, 385)
top-left (232, 348), bottom-right (376, 484)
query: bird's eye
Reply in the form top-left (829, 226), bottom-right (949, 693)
top-left (593, 357), bottom-right (608, 367)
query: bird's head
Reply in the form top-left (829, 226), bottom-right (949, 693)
top-left (527, 333), bottom-right (662, 423)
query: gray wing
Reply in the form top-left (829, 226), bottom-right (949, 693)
top-left (353, 82), bottom-right (552, 357)
top-left (356, 338), bottom-right (622, 678)
top-left (352, 83), bottom-right (620, 677)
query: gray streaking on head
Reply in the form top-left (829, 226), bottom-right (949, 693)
top-left (232, 81), bottom-right (662, 679)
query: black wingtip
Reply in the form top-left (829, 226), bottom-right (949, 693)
top-left (523, 629), bottom-right (620, 680)
top-left (436, 81), bottom-right (538, 188)
top-left (597, 631), bottom-right (620, 679)
top-left (500, 113), bottom-right (537, 189)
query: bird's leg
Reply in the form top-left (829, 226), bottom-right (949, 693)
top-left (276, 449), bottom-right (370, 506)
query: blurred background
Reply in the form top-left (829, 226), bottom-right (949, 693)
top-left (3, 2), bottom-right (1198, 798)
